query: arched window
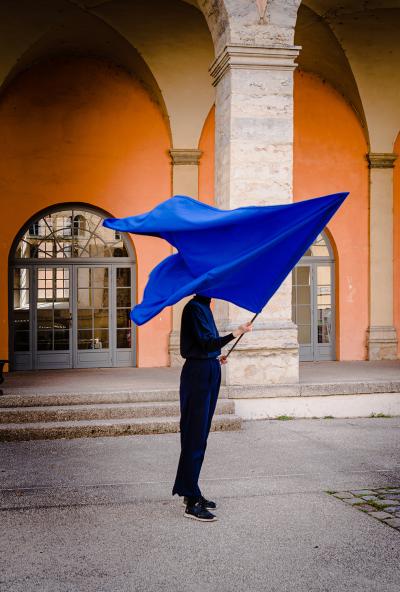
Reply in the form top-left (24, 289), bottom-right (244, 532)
top-left (15, 209), bottom-right (129, 259)
top-left (10, 205), bottom-right (136, 371)
top-left (292, 232), bottom-right (335, 361)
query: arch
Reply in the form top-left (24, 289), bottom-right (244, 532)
top-left (9, 203), bottom-right (137, 371)
top-left (294, 69), bottom-right (369, 360)
top-left (295, 4), bottom-right (368, 143)
top-left (293, 231), bottom-right (336, 361)
top-left (393, 131), bottom-right (400, 356)
top-left (0, 55), bottom-right (172, 368)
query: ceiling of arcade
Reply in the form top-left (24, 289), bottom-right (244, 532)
top-left (0, 0), bottom-right (398, 151)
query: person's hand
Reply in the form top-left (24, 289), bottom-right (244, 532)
top-left (232, 322), bottom-right (253, 338)
top-left (218, 355), bottom-right (228, 365)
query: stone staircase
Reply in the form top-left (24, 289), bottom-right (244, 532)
top-left (0, 389), bottom-right (241, 441)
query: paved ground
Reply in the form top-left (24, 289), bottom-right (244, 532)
top-left (3, 360), bottom-right (400, 394)
top-left (1, 416), bottom-right (400, 591)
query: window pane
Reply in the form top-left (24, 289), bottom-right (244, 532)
top-left (77, 267), bottom-right (91, 287)
top-left (37, 308), bottom-right (53, 329)
top-left (13, 309), bottom-right (30, 330)
top-left (91, 267), bottom-right (108, 288)
top-left (14, 210), bottom-right (130, 259)
top-left (117, 309), bottom-right (131, 328)
top-left (78, 309), bottom-right (92, 330)
top-left (117, 329), bottom-right (131, 349)
top-left (297, 286), bottom-right (311, 305)
top-left (297, 306), bottom-right (311, 325)
top-left (54, 308), bottom-right (70, 330)
top-left (94, 309), bottom-right (109, 328)
top-left (117, 288), bottom-right (131, 307)
top-left (54, 330), bottom-right (69, 350)
top-left (296, 267), bottom-right (310, 286)
top-left (92, 288), bottom-right (108, 308)
top-left (14, 330), bottom-right (30, 352)
top-left (78, 330), bottom-right (92, 350)
top-left (298, 325), bottom-right (311, 344)
top-left (78, 288), bottom-right (91, 308)
top-left (116, 268), bottom-right (131, 287)
top-left (94, 329), bottom-right (109, 349)
top-left (37, 330), bottom-right (53, 350)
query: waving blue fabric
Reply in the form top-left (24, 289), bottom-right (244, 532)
top-left (103, 193), bottom-right (348, 325)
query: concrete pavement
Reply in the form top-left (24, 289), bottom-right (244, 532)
top-left (1, 417), bottom-right (400, 591)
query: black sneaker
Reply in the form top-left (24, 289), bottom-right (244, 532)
top-left (184, 502), bottom-right (217, 522)
top-left (182, 495), bottom-right (217, 510)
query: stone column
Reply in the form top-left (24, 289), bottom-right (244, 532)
top-left (209, 44), bottom-right (300, 385)
top-left (367, 152), bottom-right (398, 360)
top-left (168, 148), bottom-right (202, 366)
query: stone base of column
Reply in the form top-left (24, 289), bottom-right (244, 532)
top-left (168, 331), bottom-right (184, 368)
top-left (223, 322), bottom-right (299, 386)
top-left (367, 326), bottom-right (398, 360)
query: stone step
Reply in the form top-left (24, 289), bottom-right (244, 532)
top-left (0, 390), bottom-right (185, 407)
top-left (0, 400), bottom-right (235, 424)
top-left (0, 414), bottom-right (242, 441)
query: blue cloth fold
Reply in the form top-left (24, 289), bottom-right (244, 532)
top-left (103, 193), bottom-right (348, 325)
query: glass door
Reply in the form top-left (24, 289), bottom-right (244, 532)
top-left (315, 264), bottom-right (334, 360)
top-left (74, 265), bottom-right (112, 368)
top-left (35, 266), bottom-right (72, 369)
top-left (292, 265), bottom-right (313, 361)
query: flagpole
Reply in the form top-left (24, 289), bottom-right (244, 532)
top-left (224, 312), bottom-right (260, 359)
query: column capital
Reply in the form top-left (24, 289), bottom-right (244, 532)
top-left (209, 44), bottom-right (301, 86)
top-left (169, 149), bottom-right (202, 166)
top-left (367, 152), bottom-right (398, 169)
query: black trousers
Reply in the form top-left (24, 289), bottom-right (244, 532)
top-left (172, 358), bottom-right (221, 498)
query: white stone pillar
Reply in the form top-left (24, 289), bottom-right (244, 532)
top-left (168, 148), bottom-right (202, 367)
top-left (367, 152), bottom-right (398, 360)
top-left (209, 44), bottom-right (300, 385)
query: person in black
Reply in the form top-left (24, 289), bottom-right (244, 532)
top-left (172, 294), bottom-right (252, 522)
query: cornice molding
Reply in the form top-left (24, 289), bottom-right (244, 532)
top-left (367, 152), bottom-right (398, 169)
top-left (209, 44), bottom-right (301, 86)
top-left (169, 149), bottom-right (203, 166)
top-left (169, 148), bottom-right (203, 166)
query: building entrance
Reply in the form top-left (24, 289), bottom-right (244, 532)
top-left (292, 232), bottom-right (335, 361)
top-left (10, 206), bottom-right (136, 370)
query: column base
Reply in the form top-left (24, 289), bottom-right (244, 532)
top-left (223, 322), bottom-right (299, 386)
top-left (367, 326), bottom-right (398, 360)
top-left (168, 331), bottom-right (184, 368)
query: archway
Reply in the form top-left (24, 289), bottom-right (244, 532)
top-left (292, 232), bottom-right (335, 361)
top-left (9, 205), bottom-right (136, 370)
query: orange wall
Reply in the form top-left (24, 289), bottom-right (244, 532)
top-left (0, 56), bottom-right (172, 368)
top-left (294, 70), bottom-right (369, 360)
top-left (394, 132), bottom-right (400, 355)
top-left (198, 105), bottom-right (215, 205)
top-left (195, 72), bottom-right (369, 360)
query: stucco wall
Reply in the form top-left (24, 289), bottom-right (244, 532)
top-left (393, 132), bottom-right (400, 356)
top-left (198, 105), bottom-right (215, 206)
top-left (199, 70), bottom-right (369, 360)
top-left (293, 70), bottom-right (369, 360)
top-left (0, 56), bottom-right (172, 368)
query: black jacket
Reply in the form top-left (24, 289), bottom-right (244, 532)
top-left (180, 295), bottom-right (235, 359)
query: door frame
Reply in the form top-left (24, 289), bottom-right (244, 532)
top-left (294, 232), bottom-right (336, 362)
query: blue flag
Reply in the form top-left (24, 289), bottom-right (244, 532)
top-left (103, 192), bottom-right (348, 325)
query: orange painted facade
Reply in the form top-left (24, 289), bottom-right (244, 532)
top-left (198, 106), bottom-right (215, 206)
top-left (196, 71), bottom-right (369, 360)
top-left (394, 132), bottom-right (400, 355)
top-left (0, 59), bottom-right (373, 367)
top-left (0, 56), bottom-right (172, 368)
top-left (293, 70), bottom-right (369, 360)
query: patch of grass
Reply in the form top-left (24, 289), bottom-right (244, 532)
top-left (275, 415), bottom-right (294, 421)
top-left (324, 415), bottom-right (334, 419)
top-left (369, 412), bottom-right (392, 418)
